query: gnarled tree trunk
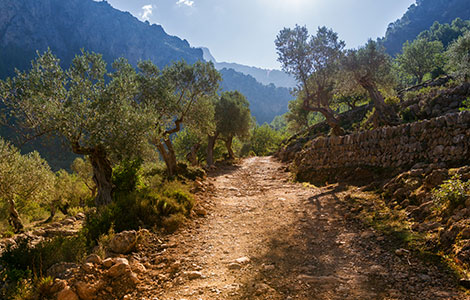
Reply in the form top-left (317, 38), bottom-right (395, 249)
top-left (225, 136), bottom-right (235, 160)
top-left (304, 100), bottom-right (344, 136)
top-left (8, 199), bottom-right (24, 233)
top-left (186, 143), bottom-right (201, 166)
top-left (361, 81), bottom-right (397, 128)
top-left (90, 147), bottom-right (114, 207)
top-left (207, 133), bottom-right (218, 166)
top-left (156, 138), bottom-right (178, 177)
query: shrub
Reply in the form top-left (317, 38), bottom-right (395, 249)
top-left (432, 175), bottom-right (470, 212)
top-left (112, 159), bottom-right (144, 194)
top-left (0, 235), bottom-right (87, 299)
top-left (82, 207), bottom-right (115, 248)
top-left (81, 179), bottom-right (194, 246)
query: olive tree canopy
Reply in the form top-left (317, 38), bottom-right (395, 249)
top-left (1, 50), bottom-right (154, 206)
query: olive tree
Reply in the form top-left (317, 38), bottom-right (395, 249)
top-left (0, 138), bottom-right (54, 232)
top-left (275, 25), bottom-right (345, 136)
top-left (207, 91), bottom-right (252, 165)
top-left (1, 50), bottom-right (153, 206)
top-left (446, 31), bottom-right (470, 81)
top-left (396, 38), bottom-right (444, 84)
top-left (342, 40), bottom-right (397, 127)
top-left (139, 60), bottom-right (220, 176)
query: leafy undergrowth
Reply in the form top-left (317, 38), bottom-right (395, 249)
top-left (0, 160), bottom-right (204, 299)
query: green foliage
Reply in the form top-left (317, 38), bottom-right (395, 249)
top-left (381, 0), bottom-right (470, 55)
top-left (53, 169), bottom-right (92, 212)
top-left (276, 25), bottom-right (344, 132)
top-left (71, 157), bottom-right (96, 195)
top-left (0, 236), bottom-right (87, 279)
top-left (343, 40), bottom-right (393, 86)
top-left (112, 160), bottom-right (144, 194)
top-left (218, 68), bottom-right (293, 125)
top-left (247, 124), bottom-right (284, 156)
top-left (285, 98), bottom-right (310, 133)
top-left (173, 128), bottom-right (204, 161)
top-left (400, 107), bottom-right (417, 123)
top-left (215, 91), bottom-right (252, 141)
top-left (446, 31), bottom-right (470, 81)
top-left (81, 207), bottom-right (115, 249)
top-left (0, 137), bottom-right (55, 229)
top-left (82, 175), bottom-right (194, 246)
top-left (432, 175), bottom-right (470, 212)
top-left (459, 98), bottom-right (470, 111)
top-left (395, 38), bottom-right (444, 84)
top-left (418, 18), bottom-right (470, 48)
top-left (1, 50), bottom-right (154, 162)
top-left (0, 236), bottom-right (87, 299)
top-left (175, 163), bottom-right (206, 181)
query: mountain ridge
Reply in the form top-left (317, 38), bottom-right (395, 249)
top-left (380, 0), bottom-right (470, 55)
top-left (0, 0), bottom-right (204, 78)
top-left (200, 47), bottom-right (296, 89)
top-left (0, 0), bottom-right (293, 126)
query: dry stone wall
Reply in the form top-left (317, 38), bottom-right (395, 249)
top-left (294, 111), bottom-right (470, 181)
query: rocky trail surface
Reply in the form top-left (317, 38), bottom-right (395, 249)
top-left (134, 157), bottom-right (466, 300)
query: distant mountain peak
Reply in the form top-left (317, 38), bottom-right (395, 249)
top-left (198, 47), bottom-right (296, 89)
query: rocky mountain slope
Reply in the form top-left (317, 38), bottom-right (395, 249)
top-left (0, 0), bottom-right (203, 78)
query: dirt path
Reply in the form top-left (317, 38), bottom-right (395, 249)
top-left (136, 157), bottom-right (466, 300)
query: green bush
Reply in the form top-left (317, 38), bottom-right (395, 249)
top-left (82, 179), bottom-right (194, 246)
top-left (82, 207), bottom-right (115, 248)
top-left (432, 175), bottom-right (470, 212)
top-left (0, 235), bottom-right (87, 299)
top-left (0, 236), bottom-right (87, 276)
top-left (112, 159), bottom-right (144, 194)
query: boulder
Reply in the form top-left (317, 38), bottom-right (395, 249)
top-left (50, 279), bottom-right (68, 294)
top-left (107, 262), bottom-right (131, 278)
top-left (409, 201), bottom-right (434, 222)
top-left (108, 231), bottom-right (137, 254)
top-left (57, 287), bottom-right (79, 300)
top-left (84, 254), bottom-right (102, 265)
top-left (424, 169), bottom-right (448, 189)
top-left (75, 281), bottom-right (96, 300)
top-left (47, 262), bottom-right (78, 279)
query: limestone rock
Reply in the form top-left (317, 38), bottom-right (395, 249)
top-left (75, 281), bottom-right (96, 300)
top-left (107, 261), bottom-right (131, 277)
top-left (184, 271), bottom-right (203, 280)
top-left (57, 287), bottom-right (79, 300)
top-left (108, 231), bottom-right (137, 254)
top-left (47, 262), bottom-right (77, 279)
top-left (50, 279), bottom-right (68, 294)
top-left (235, 256), bottom-right (250, 264)
top-left (85, 254), bottom-right (102, 265)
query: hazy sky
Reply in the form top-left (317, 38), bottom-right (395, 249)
top-left (105, 0), bottom-right (416, 69)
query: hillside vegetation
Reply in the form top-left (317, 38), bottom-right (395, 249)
top-left (381, 0), bottom-right (470, 55)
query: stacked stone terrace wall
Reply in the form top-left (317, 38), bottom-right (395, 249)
top-left (294, 111), bottom-right (470, 180)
